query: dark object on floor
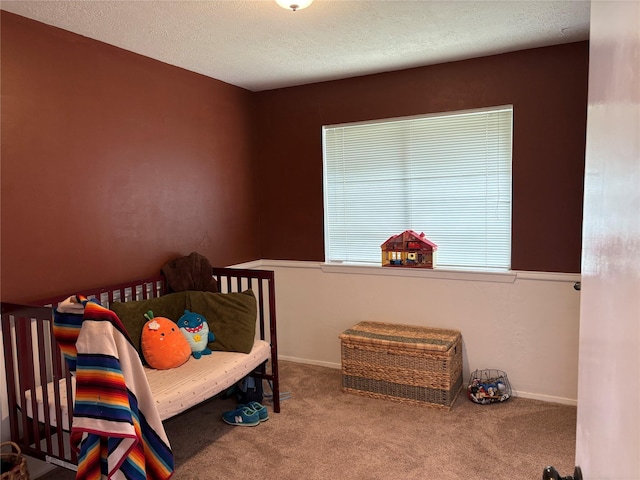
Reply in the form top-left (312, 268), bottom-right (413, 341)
top-left (542, 465), bottom-right (583, 480)
top-left (237, 376), bottom-right (264, 404)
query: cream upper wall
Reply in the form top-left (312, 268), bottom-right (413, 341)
top-left (253, 260), bottom-right (581, 405)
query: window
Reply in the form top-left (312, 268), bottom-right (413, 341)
top-left (323, 105), bottom-right (513, 271)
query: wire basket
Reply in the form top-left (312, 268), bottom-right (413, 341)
top-left (467, 369), bottom-right (511, 404)
top-left (1, 442), bottom-right (30, 480)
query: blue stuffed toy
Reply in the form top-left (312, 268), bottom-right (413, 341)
top-left (178, 310), bottom-right (215, 359)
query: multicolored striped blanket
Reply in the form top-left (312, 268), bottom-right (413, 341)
top-left (54, 296), bottom-right (174, 480)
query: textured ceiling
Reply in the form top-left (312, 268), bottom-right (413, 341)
top-left (0, 0), bottom-right (591, 92)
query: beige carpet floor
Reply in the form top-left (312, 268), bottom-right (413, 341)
top-left (38, 361), bottom-right (577, 479)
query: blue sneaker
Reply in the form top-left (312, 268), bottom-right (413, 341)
top-left (238, 401), bottom-right (269, 422)
top-left (222, 406), bottom-right (260, 427)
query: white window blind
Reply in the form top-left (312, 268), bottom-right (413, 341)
top-left (323, 105), bottom-right (513, 271)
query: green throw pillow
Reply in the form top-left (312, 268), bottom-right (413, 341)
top-left (110, 292), bottom-right (190, 354)
top-left (186, 290), bottom-right (257, 354)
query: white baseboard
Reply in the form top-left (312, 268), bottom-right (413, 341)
top-left (278, 357), bottom-right (578, 406)
top-left (278, 355), bottom-right (341, 370)
top-left (511, 389), bottom-right (578, 407)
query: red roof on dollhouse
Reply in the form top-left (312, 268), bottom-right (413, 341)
top-left (381, 230), bottom-right (438, 250)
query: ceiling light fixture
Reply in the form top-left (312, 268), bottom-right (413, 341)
top-left (275, 0), bottom-right (313, 12)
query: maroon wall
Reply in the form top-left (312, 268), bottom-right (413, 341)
top-left (1, 12), bottom-right (588, 304)
top-left (254, 42), bottom-right (589, 273)
top-left (1, 12), bottom-right (260, 302)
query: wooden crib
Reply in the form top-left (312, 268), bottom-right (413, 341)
top-left (1, 267), bottom-right (279, 471)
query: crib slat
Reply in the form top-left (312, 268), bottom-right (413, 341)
top-left (256, 279), bottom-right (266, 340)
top-left (36, 319), bottom-right (53, 454)
top-left (1, 307), bottom-right (20, 455)
top-left (66, 367), bottom-right (77, 465)
top-left (23, 316), bottom-right (43, 450)
top-left (49, 317), bottom-right (77, 464)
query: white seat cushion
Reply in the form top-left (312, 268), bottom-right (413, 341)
top-left (24, 340), bottom-right (271, 427)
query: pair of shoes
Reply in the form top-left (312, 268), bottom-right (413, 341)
top-left (221, 406), bottom-right (260, 427)
top-left (238, 401), bottom-right (269, 422)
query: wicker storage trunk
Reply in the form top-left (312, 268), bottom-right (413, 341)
top-left (339, 321), bottom-right (463, 410)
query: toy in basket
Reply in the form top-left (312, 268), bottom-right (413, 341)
top-left (467, 369), bottom-right (511, 404)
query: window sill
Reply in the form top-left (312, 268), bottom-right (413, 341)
top-left (245, 260), bottom-right (580, 284)
top-left (320, 263), bottom-right (517, 283)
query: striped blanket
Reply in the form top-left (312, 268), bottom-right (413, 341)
top-left (54, 296), bottom-right (174, 480)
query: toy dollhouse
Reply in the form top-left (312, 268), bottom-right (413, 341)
top-left (381, 230), bottom-right (437, 268)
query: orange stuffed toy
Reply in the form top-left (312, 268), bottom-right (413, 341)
top-left (141, 310), bottom-right (192, 370)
